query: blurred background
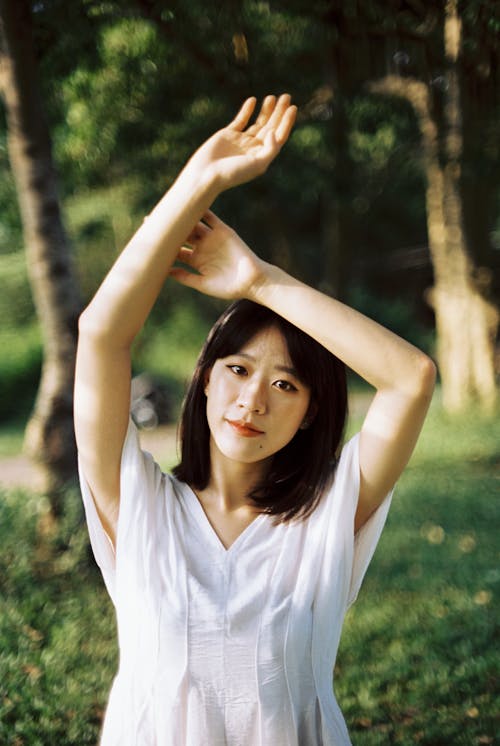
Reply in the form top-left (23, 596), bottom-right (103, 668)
top-left (0, 1), bottom-right (498, 744)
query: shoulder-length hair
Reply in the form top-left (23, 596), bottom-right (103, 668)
top-left (173, 299), bottom-right (347, 522)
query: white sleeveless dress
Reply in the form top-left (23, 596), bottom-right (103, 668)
top-left (79, 420), bottom-right (392, 745)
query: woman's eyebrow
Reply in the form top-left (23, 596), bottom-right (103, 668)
top-left (232, 353), bottom-right (298, 378)
top-left (275, 365), bottom-right (299, 377)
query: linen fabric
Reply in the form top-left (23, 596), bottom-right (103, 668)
top-left (79, 419), bottom-right (392, 745)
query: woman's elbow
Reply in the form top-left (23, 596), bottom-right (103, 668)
top-left (78, 306), bottom-right (103, 339)
top-left (415, 353), bottom-right (437, 399)
top-left (78, 305), bottom-right (117, 345)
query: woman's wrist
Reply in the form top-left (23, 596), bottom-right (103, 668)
top-left (181, 154), bottom-right (225, 199)
top-left (176, 161), bottom-right (222, 205)
top-left (140, 165), bottom-right (219, 242)
top-left (246, 262), bottom-right (294, 307)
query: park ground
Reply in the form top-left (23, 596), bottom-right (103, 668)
top-left (0, 390), bottom-right (498, 745)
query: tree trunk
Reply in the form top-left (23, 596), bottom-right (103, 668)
top-left (437, 0), bottom-right (497, 412)
top-left (0, 0), bottom-right (82, 512)
top-left (370, 37), bottom-right (498, 414)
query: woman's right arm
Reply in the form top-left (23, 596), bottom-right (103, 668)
top-left (74, 94), bottom-right (297, 546)
top-left (74, 169), bottom-right (220, 546)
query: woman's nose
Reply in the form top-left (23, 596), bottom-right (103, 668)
top-left (237, 380), bottom-right (267, 414)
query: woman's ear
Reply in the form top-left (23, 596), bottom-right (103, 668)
top-left (203, 368), bottom-right (212, 396)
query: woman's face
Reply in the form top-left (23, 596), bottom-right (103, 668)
top-left (204, 325), bottom-right (311, 466)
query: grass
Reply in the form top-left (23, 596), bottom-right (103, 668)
top-left (0, 400), bottom-right (498, 745)
top-left (337, 403), bottom-right (499, 744)
top-left (0, 420), bottom-right (26, 458)
top-left (0, 490), bottom-right (116, 745)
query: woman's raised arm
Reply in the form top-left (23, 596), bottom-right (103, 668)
top-left (74, 95), bottom-right (297, 546)
top-left (251, 266), bottom-right (436, 531)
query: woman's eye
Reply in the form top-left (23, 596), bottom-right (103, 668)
top-left (227, 365), bottom-right (247, 376)
top-left (274, 380), bottom-right (297, 392)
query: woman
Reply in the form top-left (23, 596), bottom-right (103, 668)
top-left (75, 94), bottom-right (436, 745)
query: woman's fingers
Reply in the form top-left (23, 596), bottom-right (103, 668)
top-left (260, 93), bottom-right (292, 137)
top-left (176, 246), bottom-right (195, 264)
top-left (245, 95), bottom-right (277, 135)
top-left (228, 97), bottom-right (257, 131)
top-left (169, 266), bottom-right (199, 288)
top-left (201, 209), bottom-right (226, 230)
top-left (275, 104), bottom-right (297, 144)
top-left (204, 95), bottom-right (295, 188)
top-left (248, 94), bottom-right (296, 150)
top-left (228, 94), bottom-right (295, 142)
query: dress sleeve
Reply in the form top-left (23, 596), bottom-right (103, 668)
top-left (78, 418), bottom-right (163, 605)
top-left (328, 433), bottom-right (394, 609)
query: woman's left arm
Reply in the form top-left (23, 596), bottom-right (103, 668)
top-left (172, 213), bottom-right (436, 531)
top-left (251, 263), bottom-right (436, 530)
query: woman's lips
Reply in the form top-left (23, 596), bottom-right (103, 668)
top-left (226, 419), bottom-right (264, 437)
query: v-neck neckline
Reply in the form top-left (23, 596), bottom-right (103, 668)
top-left (179, 481), bottom-right (267, 555)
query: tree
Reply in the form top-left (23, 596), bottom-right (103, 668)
top-left (0, 0), bottom-right (81, 513)
top-left (3, 0), bottom-right (495, 429)
top-left (370, 0), bottom-right (498, 413)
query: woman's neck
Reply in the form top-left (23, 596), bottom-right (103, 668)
top-left (202, 437), bottom-right (270, 512)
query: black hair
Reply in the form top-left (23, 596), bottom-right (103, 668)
top-left (173, 299), bottom-right (348, 522)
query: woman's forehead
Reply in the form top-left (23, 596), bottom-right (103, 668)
top-left (236, 325), bottom-right (292, 362)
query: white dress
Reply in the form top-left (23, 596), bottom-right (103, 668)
top-left (79, 420), bottom-right (393, 745)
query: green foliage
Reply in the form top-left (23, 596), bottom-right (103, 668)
top-left (134, 300), bottom-right (214, 382)
top-left (53, 16), bottom-right (168, 187)
top-left (0, 488), bottom-right (116, 745)
top-left (43, 0), bottom-right (432, 297)
top-left (64, 181), bottom-right (142, 301)
top-left (130, 299), bottom-right (216, 417)
top-left (0, 0), bottom-right (497, 415)
top-left (0, 252), bottom-right (35, 327)
top-left (0, 325), bottom-right (42, 422)
top-left (0, 126), bottom-right (22, 255)
top-left (348, 284), bottom-right (434, 356)
top-left (0, 404), bottom-right (498, 743)
top-left (346, 95), bottom-right (427, 252)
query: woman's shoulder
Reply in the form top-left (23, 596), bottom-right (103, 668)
top-left (314, 432), bottom-right (361, 514)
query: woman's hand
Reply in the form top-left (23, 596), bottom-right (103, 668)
top-left (170, 211), bottom-right (268, 300)
top-left (186, 94), bottom-right (297, 192)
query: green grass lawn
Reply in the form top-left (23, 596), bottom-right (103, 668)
top-left (0, 420), bottom-right (26, 458)
top-left (338, 403), bottom-right (499, 744)
top-left (0, 401), bottom-right (498, 745)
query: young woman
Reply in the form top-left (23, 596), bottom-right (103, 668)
top-left (74, 94), bottom-right (436, 745)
